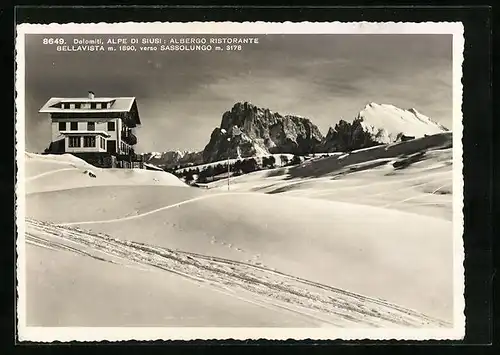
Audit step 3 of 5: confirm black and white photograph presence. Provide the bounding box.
[16,22,465,341]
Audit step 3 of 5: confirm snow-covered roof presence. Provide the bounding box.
[60,130,111,137]
[40,97,136,112]
[39,96,141,125]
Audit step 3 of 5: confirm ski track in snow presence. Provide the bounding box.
[58,169,452,228]
[306,175,452,199]
[26,168,78,181]
[282,169,451,197]
[58,192,273,226]
[380,182,452,208]
[25,218,451,329]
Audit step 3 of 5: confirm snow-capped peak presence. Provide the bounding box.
[356,102,448,142]
[365,102,379,109]
[149,152,163,159]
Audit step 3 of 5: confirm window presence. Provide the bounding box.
[61,103,66,109]
[87,122,95,131]
[58,122,66,131]
[70,103,75,109]
[91,103,96,109]
[100,137,106,149]
[75,103,81,109]
[107,121,115,131]
[70,122,78,130]
[68,136,81,147]
[96,103,102,109]
[83,136,96,147]
[81,103,91,109]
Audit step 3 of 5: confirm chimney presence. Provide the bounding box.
[88,91,95,99]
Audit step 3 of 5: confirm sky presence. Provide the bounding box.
[23,34,453,153]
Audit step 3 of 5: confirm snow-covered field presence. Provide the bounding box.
[21,133,455,328]
[208,133,453,221]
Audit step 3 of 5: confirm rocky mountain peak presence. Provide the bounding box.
[203,102,324,163]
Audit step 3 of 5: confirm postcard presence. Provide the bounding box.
[15,21,465,341]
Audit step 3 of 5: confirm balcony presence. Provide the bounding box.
[121,129,137,145]
[116,149,143,162]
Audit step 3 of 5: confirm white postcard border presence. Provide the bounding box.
[15,21,465,342]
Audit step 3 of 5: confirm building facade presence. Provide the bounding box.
[39,92,144,168]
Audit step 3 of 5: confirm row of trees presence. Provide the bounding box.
[172,154,306,185]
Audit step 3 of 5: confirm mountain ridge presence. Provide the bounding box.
[141,150,204,170]
[143,101,449,168]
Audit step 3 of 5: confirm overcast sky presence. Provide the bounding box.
[24,34,452,153]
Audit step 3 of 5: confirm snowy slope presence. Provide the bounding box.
[26,234,328,327]
[26,187,453,324]
[207,132,453,221]
[25,152,187,194]
[23,135,455,327]
[356,103,448,143]
[26,218,449,328]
